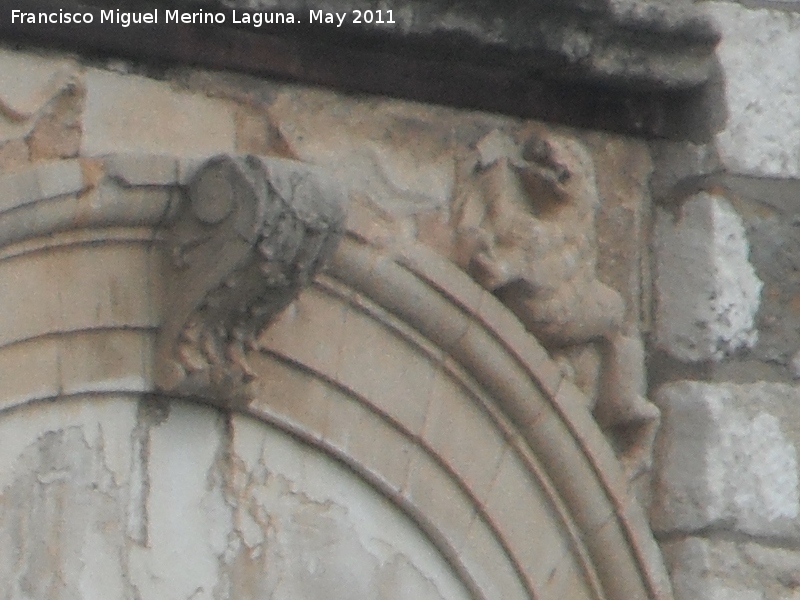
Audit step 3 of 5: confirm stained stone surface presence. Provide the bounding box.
[0,40,682,600]
[652,381,800,538]
[706,2,800,178]
[0,396,470,600]
[654,193,763,363]
[662,537,800,600]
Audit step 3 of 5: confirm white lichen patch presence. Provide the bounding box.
[655,193,763,362]
[707,404,800,527]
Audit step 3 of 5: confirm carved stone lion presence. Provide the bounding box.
[452,129,659,479]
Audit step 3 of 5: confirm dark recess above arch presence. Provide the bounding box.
[0,0,721,140]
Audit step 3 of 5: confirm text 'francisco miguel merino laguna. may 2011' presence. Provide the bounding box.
[9,7,398,27]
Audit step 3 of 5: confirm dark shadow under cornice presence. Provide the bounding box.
[0,0,722,140]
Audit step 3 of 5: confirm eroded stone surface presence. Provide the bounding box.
[268,90,460,216]
[0,396,470,600]
[652,381,800,537]
[156,155,347,399]
[0,46,670,599]
[662,537,800,600]
[706,2,800,178]
[583,132,652,332]
[655,193,763,362]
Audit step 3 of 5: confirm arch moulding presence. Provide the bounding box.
[0,152,669,600]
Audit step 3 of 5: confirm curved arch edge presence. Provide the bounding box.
[0,152,672,600]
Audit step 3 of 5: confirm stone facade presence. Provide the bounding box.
[0,43,670,600]
[650,2,800,599]
[0,0,797,598]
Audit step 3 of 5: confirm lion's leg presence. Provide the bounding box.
[596,333,661,480]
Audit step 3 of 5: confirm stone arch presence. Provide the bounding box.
[237,235,671,600]
[0,154,670,600]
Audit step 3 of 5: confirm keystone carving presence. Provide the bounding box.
[453,130,660,479]
[156,155,347,402]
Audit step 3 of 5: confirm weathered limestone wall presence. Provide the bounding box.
[0,43,667,600]
[0,397,470,599]
[3,4,796,598]
[650,2,800,598]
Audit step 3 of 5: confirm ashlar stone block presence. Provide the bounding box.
[0,159,84,214]
[652,381,800,539]
[655,193,763,362]
[706,2,800,178]
[662,538,765,600]
[82,69,236,157]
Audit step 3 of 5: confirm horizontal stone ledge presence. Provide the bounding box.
[0,0,721,140]
[183,0,720,90]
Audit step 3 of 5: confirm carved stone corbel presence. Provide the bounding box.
[155,155,347,403]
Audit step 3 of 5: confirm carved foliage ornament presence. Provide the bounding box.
[156,155,347,402]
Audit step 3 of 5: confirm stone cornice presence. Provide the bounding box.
[179,0,719,90]
[0,0,720,139]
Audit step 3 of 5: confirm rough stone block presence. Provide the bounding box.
[662,538,764,600]
[661,537,800,600]
[655,193,763,362]
[82,69,236,157]
[706,2,800,178]
[652,381,800,538]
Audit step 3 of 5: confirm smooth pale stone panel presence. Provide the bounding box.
[0,241,159,347]
[82,69,236,157]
